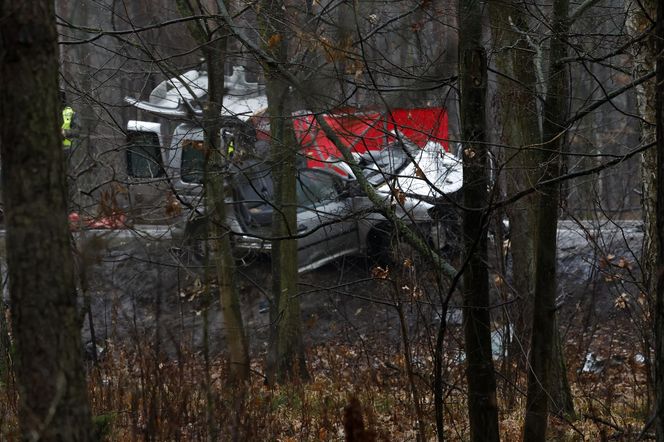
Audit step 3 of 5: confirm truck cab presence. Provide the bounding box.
[124,66,266,224]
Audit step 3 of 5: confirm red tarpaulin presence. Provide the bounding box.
[252,107,449,175]
[295,108,448,172]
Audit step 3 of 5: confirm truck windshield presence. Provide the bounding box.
[232,162,341,227]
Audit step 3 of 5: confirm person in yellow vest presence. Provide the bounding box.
[60,90,80,213]
[223,128,235,159]
[62,106,75,149]
[60,90,78,150]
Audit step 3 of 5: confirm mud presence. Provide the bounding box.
[71,220,644,358]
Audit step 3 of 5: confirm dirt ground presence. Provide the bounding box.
[0,220,645,439]
[77,219,645,371]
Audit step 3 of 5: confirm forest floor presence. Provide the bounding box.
[77,219,645,357]
[0,219,651,440]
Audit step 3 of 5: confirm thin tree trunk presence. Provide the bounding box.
[489,1,540,408]
[626,0,658,409]
[176,0,250,385]
[523,0,570,437]
[653,0,664,438]
[490,2,574,419]
[459,0,500,440]
[0,294,9,380]
[434,312,447,442]
[205,47,251,384]
[204,20,250,387]
[549,319,575,417]
[0,2,93,440]
[395,297,427,442]
[261,0,308,383]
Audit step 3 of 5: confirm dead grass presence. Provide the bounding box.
[0,331,652,441]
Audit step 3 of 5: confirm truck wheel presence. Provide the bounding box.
[178,219,208,271]
[431,219,461,261]
[388,229,423,269]
[368,224,422,270]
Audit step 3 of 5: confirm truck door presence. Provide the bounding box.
[294,169,360,271]
[126,120,174,224]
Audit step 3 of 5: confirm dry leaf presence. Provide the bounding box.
[165,193,182,217]
[268,33,282,49]
[392,189,406,205]
[371,266,389,279]
[494,274,504,287]
[617,257,630,269]
[614,293,629,309]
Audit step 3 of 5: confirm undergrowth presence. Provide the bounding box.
[0,334,651,441]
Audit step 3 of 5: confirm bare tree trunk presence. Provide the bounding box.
[626,0,658,409]
[523,0,570,437]
[549,319,575,418]
[490,1,574,419]
[261,0,309,383]
[0,2,93,440]
[0,295,9,380]
[489,0,540,407]
[205,46,251,385]
[177,0,250,385]
[395,296,427,442]
[653,0,664,438]
[459,1,500,440]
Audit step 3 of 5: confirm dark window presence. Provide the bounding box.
[126,131,164,178]
[181,140,206,183]
[297,170,339,207]
[233,162,274,226]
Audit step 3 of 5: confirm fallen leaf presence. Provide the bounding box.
[614,293,629,310]
[371,266,389,279]
[617,257,630,268]
[268,33,282,49]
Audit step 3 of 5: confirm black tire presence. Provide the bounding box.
[433,219,462,262]
[176,218,209,272]
[368,223,424,270]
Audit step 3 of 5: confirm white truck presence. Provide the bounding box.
[124,67,463,271]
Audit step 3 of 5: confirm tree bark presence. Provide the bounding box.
[261,0,309,383]
[490,1,575,419]
[176,0,250,385]
[459,1,500,440]
[0,2,93,440]
[489,1,540,405]
[205,43,251,385]
[626,0,658,409]
[653,0,664,438]
[523,0,570,437]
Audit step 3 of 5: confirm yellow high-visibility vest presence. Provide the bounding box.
[62,106,74,148]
